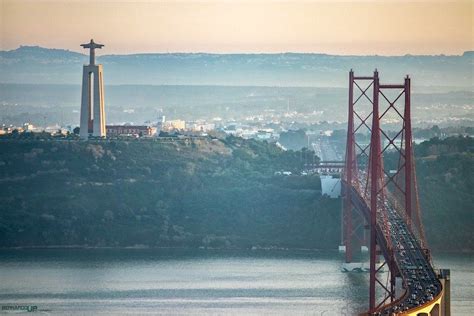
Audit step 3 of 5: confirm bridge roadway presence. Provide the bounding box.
[347,179,443,315]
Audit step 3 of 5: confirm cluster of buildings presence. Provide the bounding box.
[0,123,69,136]
[106,118,216,138]
[0,113,312,143]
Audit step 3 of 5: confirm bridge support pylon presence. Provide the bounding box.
[342,70,371,265]
[342,69,449,315]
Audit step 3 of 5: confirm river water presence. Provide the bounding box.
[0,249,471,315]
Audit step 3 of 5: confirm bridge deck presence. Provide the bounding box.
[347,182,442,315]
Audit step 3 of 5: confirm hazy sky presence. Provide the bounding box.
[1,0,473,55]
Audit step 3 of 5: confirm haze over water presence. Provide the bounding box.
[0,249,471,315]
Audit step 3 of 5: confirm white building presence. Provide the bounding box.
[163,119,186,131]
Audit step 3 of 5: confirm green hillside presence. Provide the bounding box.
[0,135,471,251]
[0,136,338,249]
[415,136,474,252]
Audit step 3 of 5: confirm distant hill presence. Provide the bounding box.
[1,46,472,87]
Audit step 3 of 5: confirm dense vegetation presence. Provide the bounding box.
[0,135,471,251]
[278,129,308,150]
[414,136,473,251]
[0,136,339,249]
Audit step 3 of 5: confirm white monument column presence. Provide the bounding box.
[79,39,106,139]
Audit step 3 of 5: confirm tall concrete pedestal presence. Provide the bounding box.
[79,39,106,139]
[80,64,106,139]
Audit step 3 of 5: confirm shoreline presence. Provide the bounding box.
[0,245,472,254]
[0,245,331,252]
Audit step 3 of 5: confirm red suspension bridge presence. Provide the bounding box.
[339,70,450,315]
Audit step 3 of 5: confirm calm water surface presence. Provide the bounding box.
[0,249,471,315]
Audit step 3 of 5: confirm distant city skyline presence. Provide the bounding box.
[1,0,473,56]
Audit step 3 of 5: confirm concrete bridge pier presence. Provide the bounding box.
[439,269,451,316]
